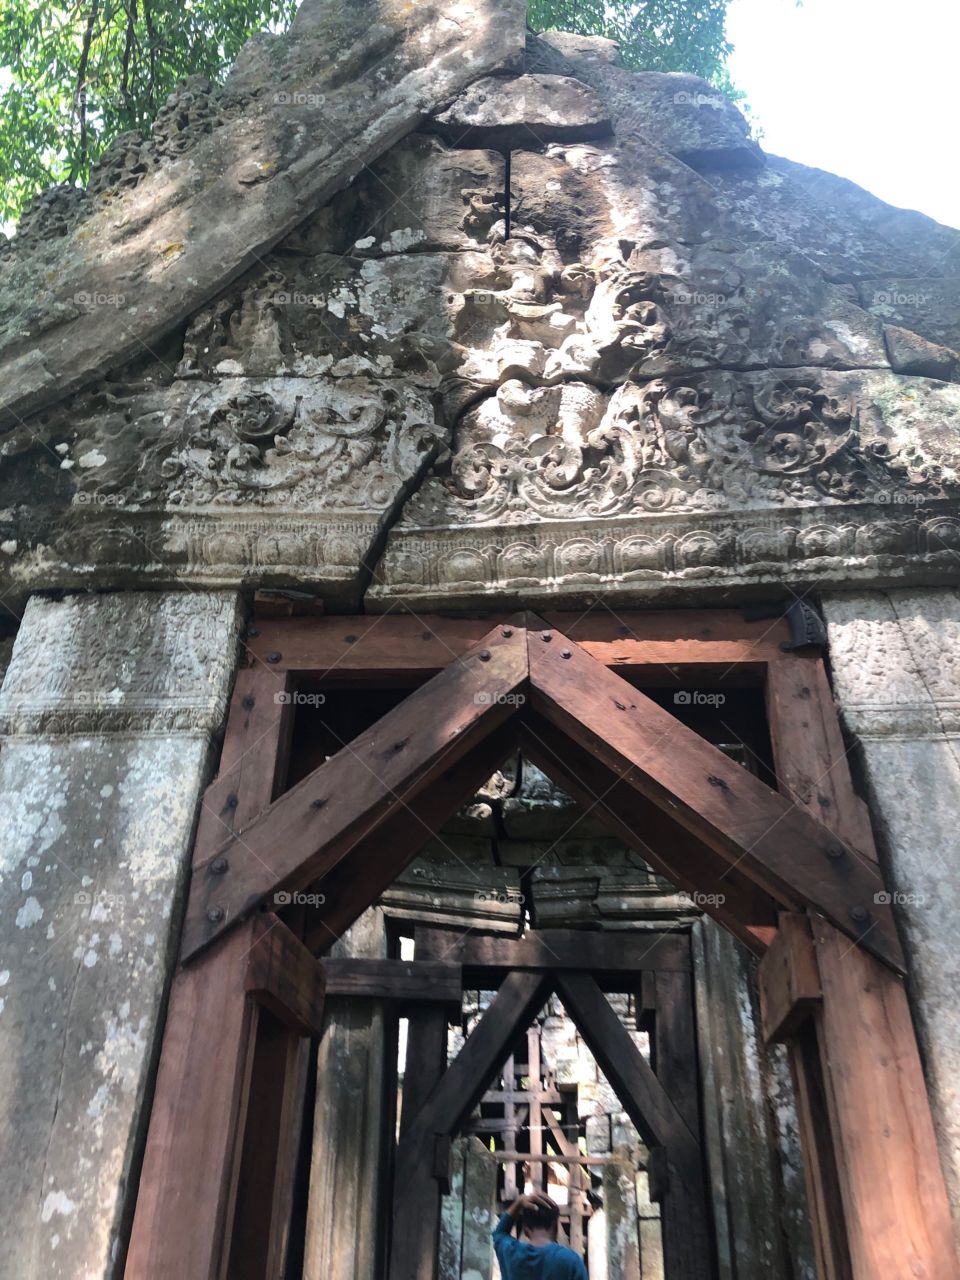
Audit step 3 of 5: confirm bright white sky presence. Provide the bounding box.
[726,0,959,229]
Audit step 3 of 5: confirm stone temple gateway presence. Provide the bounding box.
[0,2,959,1278]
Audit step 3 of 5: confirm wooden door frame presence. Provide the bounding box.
[124,608,959,1280]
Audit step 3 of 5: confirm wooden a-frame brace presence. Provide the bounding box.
[125,612,960,1280]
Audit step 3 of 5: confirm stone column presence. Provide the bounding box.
[822,587,960,1229]
[0,590,241,1279]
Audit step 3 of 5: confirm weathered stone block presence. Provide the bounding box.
[427,74,611,148]
[0,590,240,1280]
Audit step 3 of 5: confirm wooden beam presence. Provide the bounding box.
[789,1023,853,1280]
[322,958,462,1007]
[127,669,296,1279]
[526,625,903,973]
[519,719,779,955]
[757,912,821,1044]
[244,913,326,1037]
[300,724,516,954]
[811,919,960,1280]
[390,971,551,1280]
[765,654,877,864]
[244,609,787,677]
[413,926,692,973]
[554,974,700,1173]
[555,973,714,1280]
[181,623,528,960]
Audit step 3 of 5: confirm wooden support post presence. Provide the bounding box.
[766,653,960,1280]
[390,971,551,1280]
[126,668,301,1279]
[555,973,714,1280]
[811,919,960,1280]
[757,913,822,1045]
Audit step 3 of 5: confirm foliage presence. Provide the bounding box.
[0,0,296,224]
[529,0,733,81]
[0,0,734,227]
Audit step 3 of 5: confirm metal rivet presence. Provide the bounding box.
[541,631,553,642]
[826,841,845,859]
[206,906,224,924]
[211,857,229,875]
[560,648,572,659]
[849,905,869,924]
[266,651,282,664]
[248,626,260,638]
[311,797,327,810]
[344,634,357,644]
[502,626,514,637]
[225,793,239,810]
[242,695,255,710]
[479,649,491,662]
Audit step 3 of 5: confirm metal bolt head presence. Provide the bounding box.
[825,841,845,860]
[225,793,239,810]
[479,649,491,662]
[211,857,229,875]
[266,651,282,664]
[541,631,553,643]
[242,695,255,710]
[560,648,572,659]
[248,626,260,638]
[848,905,869,924]
[206,906,225,924]
[502,626,514,638]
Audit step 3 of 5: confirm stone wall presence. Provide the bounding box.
[0,591,240,1279]
[822,586,960,1236]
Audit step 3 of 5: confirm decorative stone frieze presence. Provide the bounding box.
[0,591,241,736]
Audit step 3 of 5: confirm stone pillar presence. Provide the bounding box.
[0,590,240,1279]
[822,587,960,1229]
[304,908,389,1280]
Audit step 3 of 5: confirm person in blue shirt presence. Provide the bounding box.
[492,1190,588,1278]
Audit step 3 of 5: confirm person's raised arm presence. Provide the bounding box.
[493,1195,526,1238]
